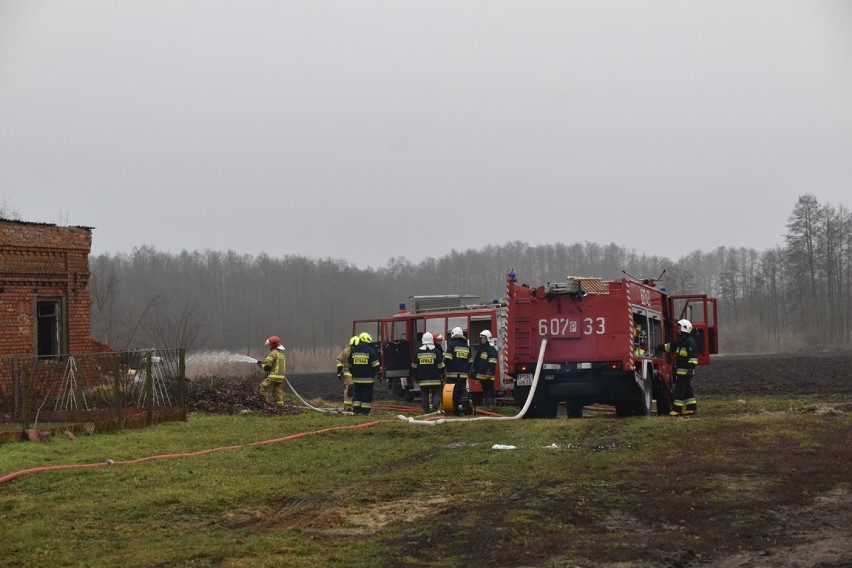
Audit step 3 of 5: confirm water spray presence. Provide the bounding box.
[185,351,259,366]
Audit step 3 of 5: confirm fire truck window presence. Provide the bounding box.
[649,319,663,350]
[425,317,445,340]
[469,318,491,339]
[447,316,467,337]
[389,322,406,341]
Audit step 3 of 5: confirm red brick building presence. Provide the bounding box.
[1,219,104,357]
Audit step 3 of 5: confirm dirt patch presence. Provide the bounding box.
[372,422,852,568]
[698,350,852,396]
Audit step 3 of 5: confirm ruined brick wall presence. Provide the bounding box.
[0,220,97,356]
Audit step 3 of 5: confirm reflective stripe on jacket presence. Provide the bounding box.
[471,343,498,381]
[336,346,353,378]
[348,343,381,383]
[664,335,698,378]
[411,347,445,387]
[443,338,471,379]
[262,349,286,381]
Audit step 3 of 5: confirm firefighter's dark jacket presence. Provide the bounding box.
[444,337,471,379]
[471,341,498,380]
[411,346,445,386]
[347,343,381,383]
[663,333,699,378]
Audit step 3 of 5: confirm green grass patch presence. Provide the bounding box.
[1,395,850,567]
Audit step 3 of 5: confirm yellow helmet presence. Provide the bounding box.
[359,332,373,344]
[349,336,360,346]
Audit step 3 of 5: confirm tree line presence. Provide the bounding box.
[87,194,850,355]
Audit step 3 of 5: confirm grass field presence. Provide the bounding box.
[1,395,850,567]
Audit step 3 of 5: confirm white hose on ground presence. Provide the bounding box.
[284,378,344,413]
[398,337,549,426]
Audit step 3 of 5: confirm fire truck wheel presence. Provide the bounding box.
[566,400,584,418]
[634,373,653,416]
[391,378,416,403]
[614,402,633,417]
[513,385,534,416]
[539,397,559,419]
[651,370,673,416]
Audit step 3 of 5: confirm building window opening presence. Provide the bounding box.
[36,299,64,359]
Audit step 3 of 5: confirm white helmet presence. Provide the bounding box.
[677,319,693,334]
[421,332,434,346]
[479,330,492,340]
[451,327,464,338]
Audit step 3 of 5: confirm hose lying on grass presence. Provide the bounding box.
[399,338,549,426]
[0,421,385,486]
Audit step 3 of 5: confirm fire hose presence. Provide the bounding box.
[398,337,549,426]
[284,377,346,413]
[0,421,386,486]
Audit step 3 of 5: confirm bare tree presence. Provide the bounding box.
[143,300,209,353]
[90,254,120,344]
[0,194,21,220]
[785,194,824,337]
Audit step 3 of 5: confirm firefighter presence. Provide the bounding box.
[431,332,444,359]
[444,327,470,382]
[657,319,699,416]
[335,336,360,413]
[444,327,473,414]
[256,335,286,406]
[347,331,381,415]
[470,329,498,406]
[411,332,445,414]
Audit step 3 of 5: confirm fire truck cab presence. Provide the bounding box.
[508,275,718,417]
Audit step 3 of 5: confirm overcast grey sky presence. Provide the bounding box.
[2,1,851,269]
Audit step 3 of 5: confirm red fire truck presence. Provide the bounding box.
[353,272,718,417]
[353,293,505,404]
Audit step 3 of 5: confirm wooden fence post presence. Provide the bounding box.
[12,358,20,421]
[145,351,154,426]
[21,364,30,432]
[179,348,186,419]
[113,355,122,423]
[75,357,84,422]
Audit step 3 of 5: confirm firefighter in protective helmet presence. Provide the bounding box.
[347,331,381,415]
[410,332,445,414]
[444,327,470,382]
[431,332,444,359]
[257,336,286,406]
[335,336,360,413]
[444,327,473,415]
[470,329,498,406]
[657,319,699,416]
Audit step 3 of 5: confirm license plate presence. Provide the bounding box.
[515,373,533,386]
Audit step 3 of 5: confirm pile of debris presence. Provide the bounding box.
[186,377,298,415]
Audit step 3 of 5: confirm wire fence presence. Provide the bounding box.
[0,349,186,441]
